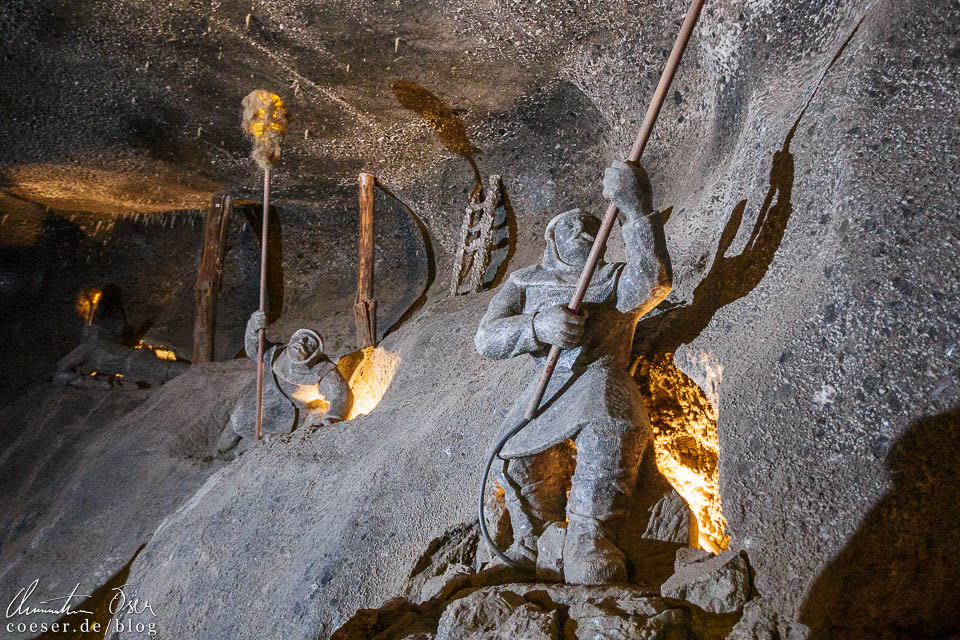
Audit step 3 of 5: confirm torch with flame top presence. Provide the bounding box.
[242,90,289,441]
[75,287,103,326]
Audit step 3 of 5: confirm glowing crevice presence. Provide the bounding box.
[337,346,400,420]
[634,352,730,551]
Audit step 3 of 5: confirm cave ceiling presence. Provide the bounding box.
[0,0,674,213]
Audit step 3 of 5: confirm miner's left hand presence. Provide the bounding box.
[602,160,652,216]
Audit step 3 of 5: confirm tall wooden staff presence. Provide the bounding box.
[241,90,289,441]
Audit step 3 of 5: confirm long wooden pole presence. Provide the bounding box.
[192,193,232,365]
[354,172,377,348]
[524,0,706,419]
[255,167,271,441]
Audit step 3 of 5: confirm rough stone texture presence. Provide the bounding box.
[0,0,958,638]
[335,582,738,640]
[402,523,485,604]
[109,302,529,638]
[661,549,751,614]
[419,563,474,605]
[728,597,810,640]
[0,361,250,639]
[436,590,560,640]
[622,447,693,588]
[674,547,712,572]
[536,522,567,583]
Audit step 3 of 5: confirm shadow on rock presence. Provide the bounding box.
[635,10,866,358]
[374,180,436,340]
[634,129,795,359]
[36,544,146,640]
[799,407,960,639]
[392,80,483,188]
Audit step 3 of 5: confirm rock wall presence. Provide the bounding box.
[0,362,252,639]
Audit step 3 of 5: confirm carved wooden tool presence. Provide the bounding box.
[354,172,377,348]
[524,0,706,419]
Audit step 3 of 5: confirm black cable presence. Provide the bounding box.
[477,417,531,568]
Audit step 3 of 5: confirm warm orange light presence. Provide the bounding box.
[241,90,289,169]
[152,348,177,362]
[291,384,331,413]
[341,346,399,419]
[134,340,178,362]
[243,92,287,140]
[75,287,102,325]
[636,352,729,551]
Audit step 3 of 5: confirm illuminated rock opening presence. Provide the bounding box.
[634,352,729,552]
[290,384,331,415]
[336,346,400,420]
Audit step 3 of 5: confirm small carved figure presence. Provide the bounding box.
[218,311,349,457]
[55,324,188,387]
[474,161,672,584]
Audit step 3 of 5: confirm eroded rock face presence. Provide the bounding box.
[334,582,737,640]
[661,549,752,614]
[436,590,560,640]
[728,597,810,640]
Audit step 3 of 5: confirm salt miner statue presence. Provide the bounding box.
[474,160,672,584]
[217,311,349,458]
[55,324,188,387]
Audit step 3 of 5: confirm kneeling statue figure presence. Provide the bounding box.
[218,311,349,457]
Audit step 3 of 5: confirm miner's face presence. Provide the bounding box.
[554,214,600,267]
[288,330,320,363]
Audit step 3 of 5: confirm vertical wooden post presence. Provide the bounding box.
[354,172,377,347]
[192,193,232,365]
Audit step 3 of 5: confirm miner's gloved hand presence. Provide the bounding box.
[247,310,267,335]
[533,305,588,349]
[602,160,653,218]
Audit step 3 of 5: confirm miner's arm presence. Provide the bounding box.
[316,367,349,423]
[243,310,273,362]
[604,161,673,314]
[474,278,542,359]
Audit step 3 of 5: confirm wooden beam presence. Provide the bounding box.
[192,193,232,364]
[354,173,377,347]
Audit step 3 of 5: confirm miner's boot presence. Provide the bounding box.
[562,458,638,584]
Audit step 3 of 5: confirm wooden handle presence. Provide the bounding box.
[524,0,705,419]
[255,167,271,441]
[355,172,377,347]
[357,173,375,302]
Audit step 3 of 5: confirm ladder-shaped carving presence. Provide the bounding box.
[450,175,503,296]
